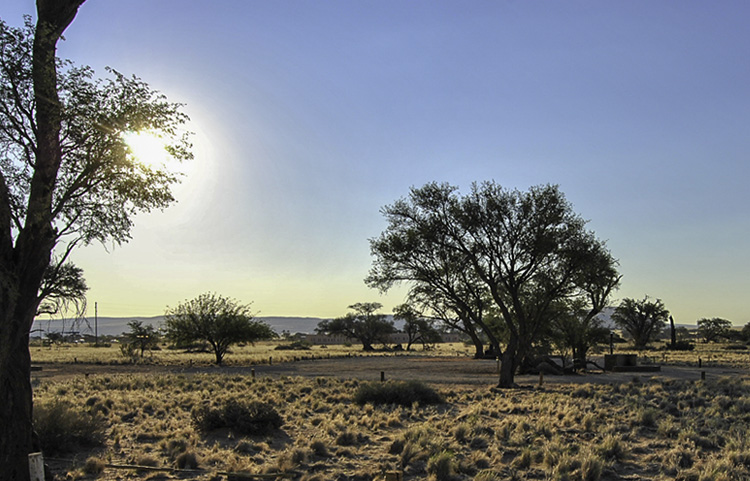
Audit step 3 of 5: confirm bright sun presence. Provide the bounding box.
[122,131,170,168]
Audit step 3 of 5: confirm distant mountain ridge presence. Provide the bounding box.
[32,315,331,337]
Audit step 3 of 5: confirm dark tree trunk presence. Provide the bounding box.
[497,336,518,388]
[0,3,84,480]
[573,345,588,370]
[465,328,484,359]
[498,347,516,388]
[0,311,35,481]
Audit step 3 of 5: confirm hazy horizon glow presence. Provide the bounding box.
[3,1,750,323]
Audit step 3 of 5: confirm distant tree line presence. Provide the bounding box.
[315,302,443,352]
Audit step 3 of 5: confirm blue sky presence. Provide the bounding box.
[4,1,750,323]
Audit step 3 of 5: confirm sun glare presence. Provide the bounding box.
[122,131,170,168]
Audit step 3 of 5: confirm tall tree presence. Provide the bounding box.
[165,293,276,365]
[611,296,669,349]
[369,182,618,387]
[0,6,191,478]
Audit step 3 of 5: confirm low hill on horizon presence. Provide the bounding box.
[31,315,331,338]
[31,310,700,339]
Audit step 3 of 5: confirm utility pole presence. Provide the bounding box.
[95,302,98,346]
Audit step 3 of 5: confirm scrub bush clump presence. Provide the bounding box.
[354,380,443,407]
[192,400,282,435]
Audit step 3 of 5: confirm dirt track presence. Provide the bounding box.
[31,355,750,386]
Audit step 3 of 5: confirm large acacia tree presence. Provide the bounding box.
[369,182,619,387]
[0,4,191,478]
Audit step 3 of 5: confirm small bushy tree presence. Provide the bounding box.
[612,296,669,349]
[165,293,275,365]
[697,317,732,343]
[392,303,442,350]
[740,323,750,343]
[122,320,160,358]
[549,300,611,369]
[316,302,395,351]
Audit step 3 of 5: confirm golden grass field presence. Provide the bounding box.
[30,340,750,480]
[29,341,474,366]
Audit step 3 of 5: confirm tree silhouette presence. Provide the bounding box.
[0,6,191,477]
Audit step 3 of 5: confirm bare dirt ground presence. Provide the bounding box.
[32,355,750,386]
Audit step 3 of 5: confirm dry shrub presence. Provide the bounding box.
[191,400,282,435]
[469,451,491,471]
[163,437,189,460]
[427,450,455,481]
[354,380,443,407]
[310,439,331,457]
[335,429,359,446]
[454,423,470,443]
[135,455,159,472]
[667,444,696,471]
[577,451,604,481]
[570,386,595,399]
[33,400,107,454]
[512,447,533,470]
[637,407,660,428]
[82,457,106,475]
[596,434,626,461]
[175,451,199,469]
[474,470,501,481]
[277,448,308,471]
[401,441,426,469]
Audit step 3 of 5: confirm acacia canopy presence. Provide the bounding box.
[368,181,619,387]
